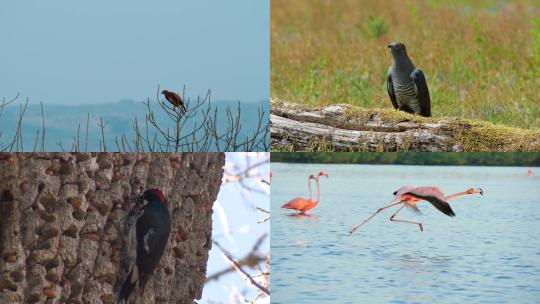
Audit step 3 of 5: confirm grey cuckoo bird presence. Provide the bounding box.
[386,41,431,117]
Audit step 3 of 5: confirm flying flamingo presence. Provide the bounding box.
[350,186,483,234]
[282,171,328,213]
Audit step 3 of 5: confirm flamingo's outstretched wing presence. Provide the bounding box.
[393,186,416,196]
[404,187,455,217]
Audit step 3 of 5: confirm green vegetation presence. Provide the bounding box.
[271,0,540,129]
[365,16,389,38]
[271,152,540,166]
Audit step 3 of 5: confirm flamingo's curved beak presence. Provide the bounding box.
[478,188,484,196]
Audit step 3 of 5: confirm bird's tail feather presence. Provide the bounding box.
[118,271,136,304]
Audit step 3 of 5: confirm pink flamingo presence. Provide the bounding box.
[350,186,483,234]
[281,174,316,211]
[282,171,328,213]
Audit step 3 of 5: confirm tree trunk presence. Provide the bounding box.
[271,102,540,152]
[0,152,225,304]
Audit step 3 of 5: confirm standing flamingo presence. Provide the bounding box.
[282,171,329,213]
[281,174,316,212]
[350,186,483,234]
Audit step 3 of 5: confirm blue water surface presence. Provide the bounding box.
[271,163,540,304]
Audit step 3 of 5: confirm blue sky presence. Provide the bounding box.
[0,0,269,104]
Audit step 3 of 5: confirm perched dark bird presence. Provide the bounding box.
[161,90,186,113]
[386,41,431,117]
[118,189,171,304]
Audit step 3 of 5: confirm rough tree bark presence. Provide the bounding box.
[271,102,540,152]
[0,152,225,304]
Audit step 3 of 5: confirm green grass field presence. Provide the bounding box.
[271,0,540,129]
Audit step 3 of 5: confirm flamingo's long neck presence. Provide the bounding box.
[445,191,471,201]
[307,177,313,201]
[315,176,321,203]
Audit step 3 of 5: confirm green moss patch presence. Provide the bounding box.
[446,119,540,152]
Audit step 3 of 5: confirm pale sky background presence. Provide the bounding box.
[0,0,269,104]
[204,152,270,303]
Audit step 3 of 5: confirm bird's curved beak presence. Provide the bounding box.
[478,188,484,196]
[387,44,392,48]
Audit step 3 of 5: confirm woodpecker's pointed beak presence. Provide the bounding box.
[132,195,144,205]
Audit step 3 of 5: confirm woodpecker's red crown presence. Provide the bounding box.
[143,189,168,208]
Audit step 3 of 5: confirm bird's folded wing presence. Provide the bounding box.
[410,68,431,117]
[387,72,398,109]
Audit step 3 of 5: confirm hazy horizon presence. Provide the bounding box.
[2,95,268,106]
[0,99,268,151]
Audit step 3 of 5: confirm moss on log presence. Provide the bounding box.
[271,101,540,152]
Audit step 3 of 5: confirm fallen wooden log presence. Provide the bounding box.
[270,101,540,152]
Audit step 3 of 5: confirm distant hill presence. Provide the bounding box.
[0,99,269,151]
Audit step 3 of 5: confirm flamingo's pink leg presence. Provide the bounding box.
[350,200,404,234]
[389,204,424,231]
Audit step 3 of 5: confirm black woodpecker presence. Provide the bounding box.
[118,189,171,303]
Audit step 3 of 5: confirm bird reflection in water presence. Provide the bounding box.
[286,212,320,220]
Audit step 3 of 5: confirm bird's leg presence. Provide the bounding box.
[350,200,404,234]
[389,204,424,231]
